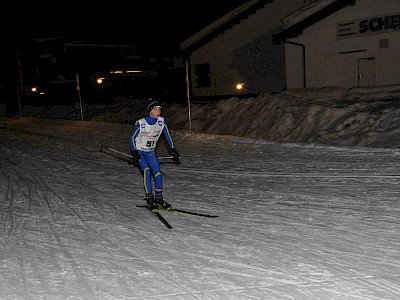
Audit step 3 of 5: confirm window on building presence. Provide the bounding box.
[195,63,211,88]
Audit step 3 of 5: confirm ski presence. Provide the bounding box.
[137,205,218,218]
[162,207,218,218]
[140,205,173,229]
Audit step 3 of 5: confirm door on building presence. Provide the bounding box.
[358,57,375,86]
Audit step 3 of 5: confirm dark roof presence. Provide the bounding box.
[180,0,357,55]
[180,0,272,56]
[272,0,356,44]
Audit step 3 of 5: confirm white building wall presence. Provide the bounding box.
[286,0,400,89]
[189,0,307,97]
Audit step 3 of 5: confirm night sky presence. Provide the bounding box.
[1,1,251,100]
[0,1,250,88]
[11,1,250,55]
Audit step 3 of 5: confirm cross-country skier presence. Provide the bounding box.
[129,100,180,210]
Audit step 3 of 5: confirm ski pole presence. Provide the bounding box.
[100,144,180,160]
[103,146,131,158]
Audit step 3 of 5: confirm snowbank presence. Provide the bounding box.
[163,85,400,148]
[7,85,400,148]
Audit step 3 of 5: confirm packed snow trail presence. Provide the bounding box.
[0,117,400,299]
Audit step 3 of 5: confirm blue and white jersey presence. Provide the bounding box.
[130,116,175,151]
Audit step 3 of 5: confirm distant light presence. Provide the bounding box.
[92,76,110,88]
[236,83,245,90]
[28,86,45,96]
[109,70,143,74]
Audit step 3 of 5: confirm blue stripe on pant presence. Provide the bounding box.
[138,150,162,197]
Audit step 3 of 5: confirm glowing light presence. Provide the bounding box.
[236,83,245,90]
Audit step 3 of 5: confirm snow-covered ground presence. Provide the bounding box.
[1,115,399,300]
[15,85,400,149]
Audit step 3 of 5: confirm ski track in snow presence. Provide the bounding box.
[0,118,400,299]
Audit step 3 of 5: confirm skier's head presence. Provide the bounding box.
[147,100,162,118]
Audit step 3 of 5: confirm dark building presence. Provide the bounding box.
[16,37,182,107]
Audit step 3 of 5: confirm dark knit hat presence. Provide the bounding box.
[147,100,162,113]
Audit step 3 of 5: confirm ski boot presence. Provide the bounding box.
[144,194,157,209]
[154,195,171,210]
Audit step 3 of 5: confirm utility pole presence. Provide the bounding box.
[76,73,84,120]
[185,59,192,132]
[16,51,23,117]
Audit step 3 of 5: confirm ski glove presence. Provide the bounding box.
[131,150,140,167]
[170,148,181,165]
